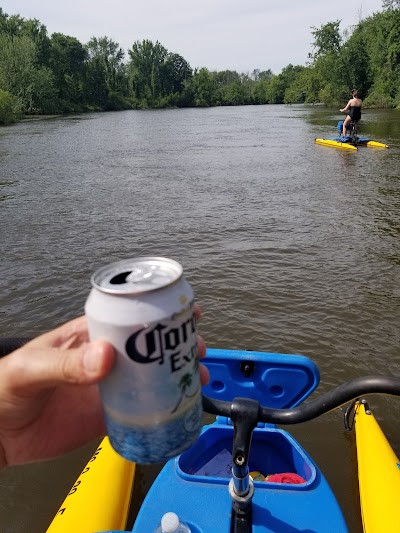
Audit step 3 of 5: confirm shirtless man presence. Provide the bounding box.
[340,89,362,137]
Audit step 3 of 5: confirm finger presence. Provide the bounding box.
[56,316,90,349]
[28,316,90,350]
[197,335,206,360]
[200,364,210,386]
[194,304,201,321]
[4,340,115,394]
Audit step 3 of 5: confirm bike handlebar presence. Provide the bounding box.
[202,375,400,425]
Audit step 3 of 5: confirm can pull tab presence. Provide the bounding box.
[126,268,153,283]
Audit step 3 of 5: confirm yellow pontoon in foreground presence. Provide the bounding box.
[352,400,400,533]
[46,437,135,533]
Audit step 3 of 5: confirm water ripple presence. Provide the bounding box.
[0,105,399,533]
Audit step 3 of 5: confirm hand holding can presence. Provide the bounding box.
[85,257,203,464]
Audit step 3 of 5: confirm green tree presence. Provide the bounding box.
[0,8,6,31]
[128,39,168,105]
[308,21,345,103]
[284,67,322,103]
[49,33,87,110]
[213,70,241,86]
[265,76,286,103]
[0,33,57,114]
[351,9,400,106]
[222,81,249,105]
[86,36,125,93]
[189,68,216,107]
[309,21,342,61]
[212,70,240,104]
[17,18,51,67]
[128,40,193,107]
[339,26,372,99]
[83,56,109,109]
[258,69,274,82]
[251,80,268,104]
[162,53,192,95]
[211,70,257,105]
[84,36,131,110]
[279,64,306,87]
[0,88,21,125]
[0,10,51,66]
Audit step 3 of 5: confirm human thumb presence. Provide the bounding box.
[82,340,116,378]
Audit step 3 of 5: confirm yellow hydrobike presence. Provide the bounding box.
[315,120,389,150]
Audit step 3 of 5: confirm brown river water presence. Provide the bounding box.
[0,105,399,532]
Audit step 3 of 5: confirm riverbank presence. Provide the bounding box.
[22,114,65,121]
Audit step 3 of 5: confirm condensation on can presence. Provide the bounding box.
[85,257,202,464]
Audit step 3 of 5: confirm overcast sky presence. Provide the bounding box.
[2,0,384,74]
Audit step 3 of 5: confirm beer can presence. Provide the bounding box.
[85,257,202,464]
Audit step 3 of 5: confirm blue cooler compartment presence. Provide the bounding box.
[131,349,348,533]
[178,424,315,485]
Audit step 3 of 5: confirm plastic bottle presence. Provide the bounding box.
[154,512,192,533]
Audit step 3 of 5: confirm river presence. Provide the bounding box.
[0,105,399,532]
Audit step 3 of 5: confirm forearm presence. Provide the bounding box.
[340,100,351,112]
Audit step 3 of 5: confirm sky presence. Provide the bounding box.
[1,0,384,74]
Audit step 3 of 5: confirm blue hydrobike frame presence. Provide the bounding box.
[102,348,400,533]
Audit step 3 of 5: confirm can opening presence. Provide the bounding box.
[109,271,131,285]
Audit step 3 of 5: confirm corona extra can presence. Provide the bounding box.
[85,257,202,463]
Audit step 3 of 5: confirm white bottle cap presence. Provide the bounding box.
[161,512,180,533]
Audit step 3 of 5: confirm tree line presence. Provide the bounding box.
[0,2,399,125]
